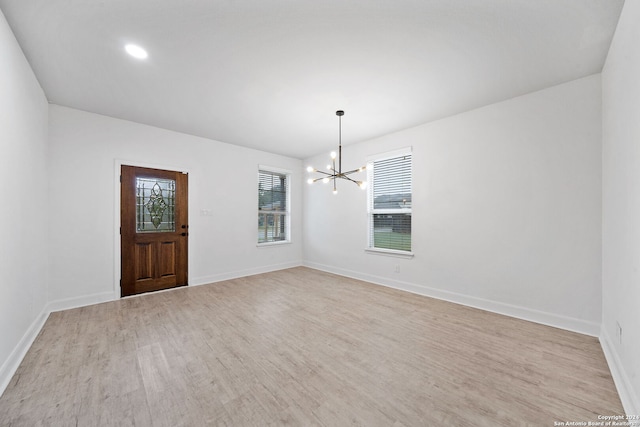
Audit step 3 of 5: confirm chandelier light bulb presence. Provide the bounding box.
[306,166,314,173]
[333,189,338,195]
[330,151,337,159]
[307,178,313,184]
[358,181,367,190]
[327,165,332,170]
[322,177,329,183]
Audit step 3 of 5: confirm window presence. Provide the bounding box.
[367,149,412,254]
[258,167,290,244]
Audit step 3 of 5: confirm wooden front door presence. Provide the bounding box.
[121,166,188,297]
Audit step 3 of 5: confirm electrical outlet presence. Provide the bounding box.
[394,264,400,273]
[616,321,623,345]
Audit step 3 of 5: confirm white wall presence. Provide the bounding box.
[48,105,302,304]
[601,0,640,415]
[0,10,49,391]
[304,75,602,335]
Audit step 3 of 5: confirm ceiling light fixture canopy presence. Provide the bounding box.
[306,110,367,194]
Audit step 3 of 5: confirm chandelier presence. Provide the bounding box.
[306,110,367,194]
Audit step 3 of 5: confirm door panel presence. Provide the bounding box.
[159,242,176,277]
[121,166,188,297]
[135,243,153,280]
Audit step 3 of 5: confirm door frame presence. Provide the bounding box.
[114,159,191,298]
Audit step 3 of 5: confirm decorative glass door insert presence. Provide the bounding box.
[136,177,176,233]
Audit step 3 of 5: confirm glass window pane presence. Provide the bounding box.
[373,213,412,251]
[258,213,287,243]
[136,177,176,233]
[258,171,287,212]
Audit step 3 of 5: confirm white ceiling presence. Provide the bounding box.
[0,0,624,159]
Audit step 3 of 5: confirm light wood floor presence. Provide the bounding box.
[0,267,623,426]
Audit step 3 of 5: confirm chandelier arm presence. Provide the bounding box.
[337,175,360,184]
[313,170,334,176]
[340,167,366,176]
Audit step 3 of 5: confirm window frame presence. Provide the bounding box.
[257,165,292,246]
[365,148,414,258]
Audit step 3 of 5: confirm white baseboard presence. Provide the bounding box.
[600,326,640,416]
[0,308,49,396]
[46,291,117,313]
[191,260,303,287]
[303,261,601,337]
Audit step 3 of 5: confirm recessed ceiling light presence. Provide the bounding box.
[125,44,148,59]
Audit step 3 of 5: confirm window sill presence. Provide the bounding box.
[365,248,414,259]
[257,240,291,248]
